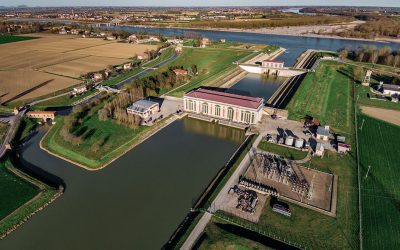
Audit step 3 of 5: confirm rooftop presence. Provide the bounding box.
[383,84,400,92]
[263,60,284,64]
[127,100,159,113]
[185,88,263,110]
[317,126,330,136]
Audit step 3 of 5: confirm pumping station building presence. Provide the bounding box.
[183,88,264,126]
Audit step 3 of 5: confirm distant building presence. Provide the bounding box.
[93,73,103,81]
[137,53,150,60]
[316,126,330,141]
[127,100,160,119]
[72,85,87,95]
[382,84,400,96]
[315,143,324,157]
[362,70,372,86]
[220,38,226,43]
[183,88,264,125]
[173,69,188,76]
[167,39,183,45]
[26,111,56,121]
[338,143,351,154]
[262,60,284,68]
[128,34,138,43]
[106,36,116,41]
[149,36,160,42]
[200,37,210,48]
[123,63,132,70]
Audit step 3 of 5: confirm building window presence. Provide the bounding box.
[227,107,234,120]
[188,100,194,111]
[251,113,255,123]
[215,105,221,117]
[202,103,208,114]
[244,111,251,123]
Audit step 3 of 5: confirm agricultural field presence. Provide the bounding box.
[164,47,252,97]
[0,35,35,44]
[357,114,400,250]
[0,159,39,221]
[286,61,353,135]
[0,33,158,105]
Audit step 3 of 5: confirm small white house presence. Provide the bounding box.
[315,143,324,157]
[72,85,87,95]
[93,73,103,81]
[382,84,400,96]
[123,63,132,70]
[127,100,160,119]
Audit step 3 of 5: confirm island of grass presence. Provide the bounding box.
[357,114,400,250]
[0,157,60,238]
[258,140,308,160]
[286,60,353,135]
[0,35,36,44]
[158,46,257,97]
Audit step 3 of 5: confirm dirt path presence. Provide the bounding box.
[360,106,400,126]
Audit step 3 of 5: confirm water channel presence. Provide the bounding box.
[2,23,400,249]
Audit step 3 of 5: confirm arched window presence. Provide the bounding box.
[227,107,234,120]
[215,105,221,117]
[202,103,208,114]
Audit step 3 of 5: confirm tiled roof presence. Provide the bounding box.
[26,111,56,115]
[185,88,263,110]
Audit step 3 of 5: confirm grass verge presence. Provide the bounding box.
[258,141,308,160]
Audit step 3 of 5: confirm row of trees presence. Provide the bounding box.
[98,86,144,128]
[336,18,400,39]
[125,65,197,96]
[339,46,400,68]
[173,16,352,29]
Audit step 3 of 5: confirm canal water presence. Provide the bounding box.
[229,74,286,100]
[0,118,244,250]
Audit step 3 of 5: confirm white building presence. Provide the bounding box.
[72,85,87,95]
[382,84,400,96]
[127,100,160,119]
[262,60,284,68]
[183,88,264,125]
[315,143,324,157]
[316,125,330,141]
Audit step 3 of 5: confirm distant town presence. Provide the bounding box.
[0,4,399,250]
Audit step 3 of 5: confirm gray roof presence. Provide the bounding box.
[317,126,329,137]
[383,84,400,92]
[127,100,158,113]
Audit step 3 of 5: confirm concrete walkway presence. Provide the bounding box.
[181,134,262,250]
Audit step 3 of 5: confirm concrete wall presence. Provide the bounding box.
[239,65,306,77]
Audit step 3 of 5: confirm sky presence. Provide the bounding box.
[1,0,399,7]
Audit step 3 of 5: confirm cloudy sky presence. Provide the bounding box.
[2,0,399,7]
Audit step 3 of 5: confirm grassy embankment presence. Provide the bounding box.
[162,47,253,97]
[258,141,308,161]
[0,157,59,237]
[357,114,400,249]
[199,60,359,249]
[0,35,35,44]
[0,123,8,143]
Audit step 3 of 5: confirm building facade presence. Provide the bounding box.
[262,60,284,68]
[183,88,264,125]
[127,100,159,119]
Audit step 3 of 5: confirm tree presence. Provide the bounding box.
[339,49,348,60]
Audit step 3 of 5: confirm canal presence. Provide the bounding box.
[0,118,244,250]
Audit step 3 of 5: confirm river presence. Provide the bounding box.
[3,23,400,249]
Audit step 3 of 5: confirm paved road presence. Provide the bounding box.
[0,109,26,159]
[181,135,261,250]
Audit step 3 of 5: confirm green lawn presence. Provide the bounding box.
[0,35,35,44]
[0,159,38,220]
[164,47,252,97]
[286,61,353,135]
[357,114,400,249]
[258,141,308,160]
[197,217,273,250]
[144,47,175,68]
[0,123,8,143]
[33,90,96,108]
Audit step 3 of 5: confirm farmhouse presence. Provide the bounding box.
[26,111,56,121]
[127,100,160,119]
[315,143,324,157]
[167,39,183,45]
[316,125,330,141]
[262,60,284,68]
[93,73,103,81]
[123,63,132,70]
[201,37,210,48]
[382,84,400,96]
[338,143,351,154]
[72,85,87,95]
[173,69,188,76]
[183,88,264,125]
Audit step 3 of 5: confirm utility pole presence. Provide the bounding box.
[360,119,365,131]
[364,165,372,180]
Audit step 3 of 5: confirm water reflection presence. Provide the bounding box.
[182,117,245,144]
[230,74,286,100]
